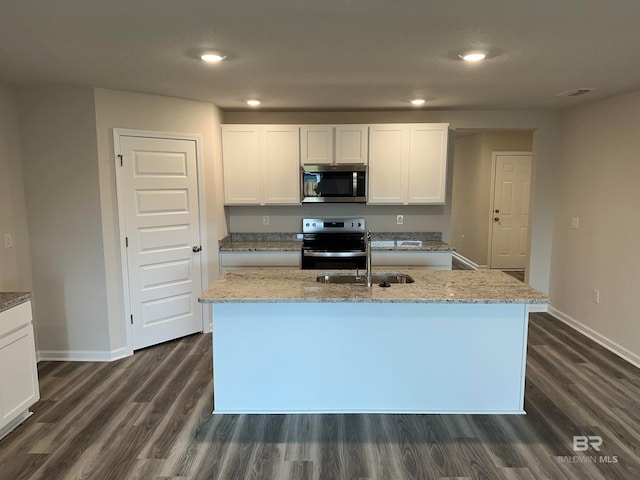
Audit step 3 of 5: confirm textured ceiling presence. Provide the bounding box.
[1,0,640,111]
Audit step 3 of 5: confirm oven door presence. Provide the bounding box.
[301,249,367,269]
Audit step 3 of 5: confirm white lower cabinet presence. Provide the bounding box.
[372,251,452,270]
[220,252,301,273]
[0,300,40,439]
[220,251,451,273]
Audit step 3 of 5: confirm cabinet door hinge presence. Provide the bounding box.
[118,154,123,166]
[130,314,134,325]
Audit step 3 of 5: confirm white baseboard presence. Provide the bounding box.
[547,306,640,370]
[528,304,548,313]
[37,346,131,363]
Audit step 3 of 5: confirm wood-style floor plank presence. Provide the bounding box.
[1,313,640,479]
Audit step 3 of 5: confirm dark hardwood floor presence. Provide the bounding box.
[1,313,639,479]
[502,270,525,282]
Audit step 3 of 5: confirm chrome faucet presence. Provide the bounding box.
[365,230,372,287]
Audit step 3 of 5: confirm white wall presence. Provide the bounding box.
[451,133,485,263]
[18,86,110,354]
[451,131,533,266]
[14,87,224,359]
[550,89,640,365]
[93,88,225,353]
[0,84,32,292]
[223,110,560,293]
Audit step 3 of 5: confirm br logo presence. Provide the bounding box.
[573,435,603,452]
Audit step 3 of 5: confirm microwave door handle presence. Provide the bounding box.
[303,251,367,258]
[353,171,358,195]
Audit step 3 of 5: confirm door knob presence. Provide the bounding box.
[494,217,500,222]
[495,209,500,213]
[192,245,202,252]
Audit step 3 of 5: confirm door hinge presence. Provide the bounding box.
[130,314,133,325]
[125,237,128,247]
[118,154,123,166]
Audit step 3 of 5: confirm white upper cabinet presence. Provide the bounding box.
[222,125,300,205]
[221,126,262,204]
[407,124,449,204]
[335,125,368,164]
[300,125,368,165]
[260,126,300,204]
[368,124,409,204]
[368,123,449,205]
[300,126,333,165]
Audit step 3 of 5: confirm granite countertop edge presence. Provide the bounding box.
[201,298,549,305]
[199,269,549,305]
[0,292,33,313]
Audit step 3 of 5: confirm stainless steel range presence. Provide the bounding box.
[301,218,366,270]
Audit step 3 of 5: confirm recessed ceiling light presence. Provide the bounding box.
[246,99,261,106]
[410,98,426,106]
[200,53,227,63]
[459,51,487,62]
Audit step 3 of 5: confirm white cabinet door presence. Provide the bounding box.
[300,126,333,165]
[407,124,449,204]
[219,251,301,273]
[261,126,301,204]
[118,136,203,350]
[0,301,39,434]
[223,125,300,205]
[300,125,368,165]
[222,126,261,204]
[369,123,448,205]
[335,125,368,164]
[368,124,409,204]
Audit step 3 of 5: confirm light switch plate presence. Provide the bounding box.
[571,217,579,229]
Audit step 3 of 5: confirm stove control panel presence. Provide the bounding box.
[302,218,365,234]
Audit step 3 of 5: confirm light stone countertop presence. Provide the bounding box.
[199,268,549,304]
[0,292,32,313]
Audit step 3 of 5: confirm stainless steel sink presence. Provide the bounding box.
[316,273,415,285]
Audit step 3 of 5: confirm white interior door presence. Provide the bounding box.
[490,152,532,269]
[118,135,203,350]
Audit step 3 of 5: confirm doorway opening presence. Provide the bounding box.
[451,130,534,282]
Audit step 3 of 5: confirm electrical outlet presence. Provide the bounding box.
[592,289,600,304]
[396,215,404,225]
[4,233,12,248]
[571,217,580,229]
[262,216,270,225]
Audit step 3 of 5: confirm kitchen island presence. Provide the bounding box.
[199,269,549,414]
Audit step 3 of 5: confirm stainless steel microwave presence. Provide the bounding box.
[301,164,367,203]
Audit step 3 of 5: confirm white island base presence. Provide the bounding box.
[212,302,529,414]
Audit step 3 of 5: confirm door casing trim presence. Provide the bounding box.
[113,128,209,356]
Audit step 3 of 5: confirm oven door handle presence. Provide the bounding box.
[303,251,367,258]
